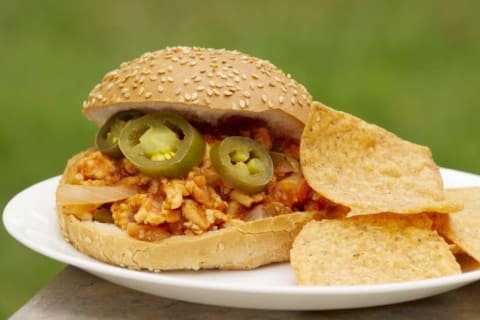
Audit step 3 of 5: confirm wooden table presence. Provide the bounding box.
[10,266,480,319]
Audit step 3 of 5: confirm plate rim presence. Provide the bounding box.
[3,168,480,297]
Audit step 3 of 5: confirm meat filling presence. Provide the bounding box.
[62,118,325,241]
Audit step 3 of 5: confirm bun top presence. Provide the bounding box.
[82,47,312,139]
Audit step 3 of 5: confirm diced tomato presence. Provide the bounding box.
[266,174,311,208]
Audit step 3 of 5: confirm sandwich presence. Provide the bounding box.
[56,46,320,271]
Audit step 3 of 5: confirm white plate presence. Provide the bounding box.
[3,168,480,310]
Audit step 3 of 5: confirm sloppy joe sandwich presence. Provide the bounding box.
[56,46,318,271]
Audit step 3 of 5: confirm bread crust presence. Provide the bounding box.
[81,47,312,139]
[57,206,314,271]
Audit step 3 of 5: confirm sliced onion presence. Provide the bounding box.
[245,204,273,221]
[56,184,138,205]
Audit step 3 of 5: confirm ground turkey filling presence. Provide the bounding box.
[62,118,327,241]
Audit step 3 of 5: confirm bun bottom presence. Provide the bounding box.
[57,208,314,271]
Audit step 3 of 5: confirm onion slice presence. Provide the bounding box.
[56,184,138,205]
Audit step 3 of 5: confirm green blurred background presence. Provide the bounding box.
[1,0,479,317]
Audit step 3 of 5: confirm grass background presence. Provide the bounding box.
[1,0,479,317]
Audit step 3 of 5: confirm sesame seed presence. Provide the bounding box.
[223,90,233,96]
[184,78,190,85]
[160,76,167,83]
[145,92,152,99]
[191,92,198,100]
[249,83,256,90]
[184,93,191,101]
[241,74,247,80]
[172,57,179,62]
[150,75,158,81]
[257,83,264,89]
[180,59,188,65]
[279,96,284,104]
[215,83,224,89]
[167,77,174,83]
[189,60,197,66]
[252,73,259,80]
[193,75,202,82]
[239,100,246,108]
[196,85,205,91]
[138,87,145,96]
[206,88,213,96]
[281,86,287,93]
[175,88,181,96]
[167,65,173,72]
[291,96,297,104]
[293,89,298,96]
[207,72,214,78]
[208,80,215,87]
[157,85,164,93]
[269,82,276,87]
[226,81,234,87]
[242,91,251,98]
[213,89,220,96]
[234,76,240,83]
[261,94,268,103]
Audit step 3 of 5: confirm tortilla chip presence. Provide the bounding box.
[290,214,461,285]
[300,102,459,217]
[437,187,480,263]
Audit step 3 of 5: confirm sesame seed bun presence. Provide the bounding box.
[58,47,316,271]
[82,46,312,139]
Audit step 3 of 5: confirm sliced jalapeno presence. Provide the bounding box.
[95,110,144,158]
[118,112,205,178]
[210,136,273,194]
[94,207,114,223]
[270,151,300,173]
